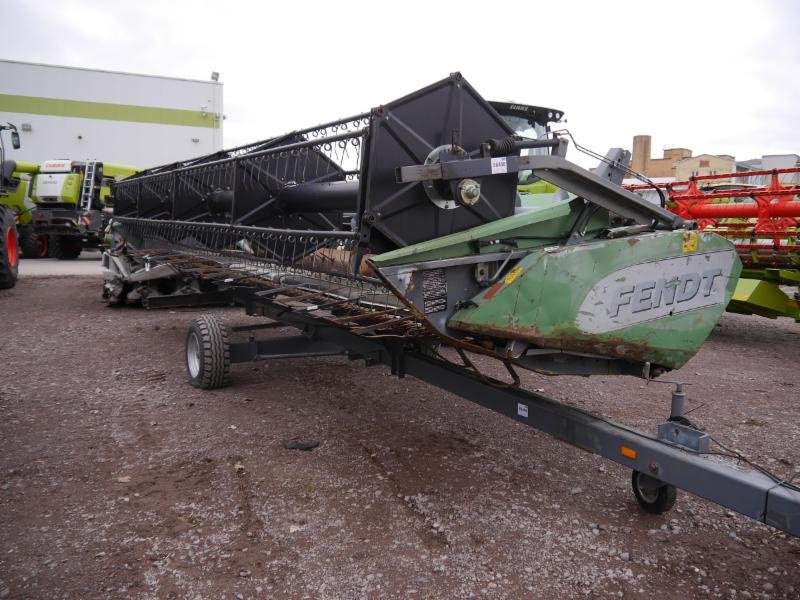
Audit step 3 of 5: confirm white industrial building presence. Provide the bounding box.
[0,60,223,168]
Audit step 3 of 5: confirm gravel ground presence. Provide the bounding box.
[1,276,799,599]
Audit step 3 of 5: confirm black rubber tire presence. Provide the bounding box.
[0,206,19,289]
[186,315,231,389]
[49,235,82,260]
[20,228,48,258]
[631,470,678,515]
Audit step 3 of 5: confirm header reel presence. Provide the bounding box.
[109,73,738,379]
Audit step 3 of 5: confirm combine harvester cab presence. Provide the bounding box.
[103,74,800,535]
[30,159,138,259]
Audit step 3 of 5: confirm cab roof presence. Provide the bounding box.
[489,101,564,126]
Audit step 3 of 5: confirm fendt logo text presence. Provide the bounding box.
[608,268,723,318]
[575,250,736,334]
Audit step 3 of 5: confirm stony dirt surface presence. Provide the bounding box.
[1,276,799,599]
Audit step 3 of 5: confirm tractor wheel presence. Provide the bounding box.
[49,235,82,260]
[0,206,19,289]
[631,470,677,515]
[20,229,48,258]
[186,314,231,389]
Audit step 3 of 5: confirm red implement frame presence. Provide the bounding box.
[626,168,800,261]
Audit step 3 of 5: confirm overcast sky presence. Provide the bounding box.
[2,0,798,168]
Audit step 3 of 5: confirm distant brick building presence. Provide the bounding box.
[630,135,748,181]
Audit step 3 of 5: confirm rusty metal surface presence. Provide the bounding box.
[125,246,425,341]
[117,242,521,385]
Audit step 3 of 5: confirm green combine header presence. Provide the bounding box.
[100,74,800,537]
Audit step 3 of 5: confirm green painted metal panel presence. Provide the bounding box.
[517,180,558,195]
[0,178,32,225]
[448,231,741,370]
[10,161,39,174]
[728,278,800,321]
[31,172,80,204]
[101,164,139,179]
[371,198,603,267]
[740,267,800,286]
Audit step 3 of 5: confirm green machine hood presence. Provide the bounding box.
[448,230,740,370]
[371,205,741,375]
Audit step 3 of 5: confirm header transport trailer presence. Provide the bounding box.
[103,73,800,536]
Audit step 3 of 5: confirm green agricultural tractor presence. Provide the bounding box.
[0,122,22,289]
[1,160,46,258]
[29,160,138,259]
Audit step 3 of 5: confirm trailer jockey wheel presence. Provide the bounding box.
[631,470,677,515]
[186,314,231,389]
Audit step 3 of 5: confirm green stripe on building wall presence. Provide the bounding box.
[0,93,220,129]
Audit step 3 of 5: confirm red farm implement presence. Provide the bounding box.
[627,168,800,320]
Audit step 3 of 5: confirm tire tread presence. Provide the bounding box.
[187,314,231,389]
[50,235,82,260]
[631,470,678,515]
[0,206,18,289]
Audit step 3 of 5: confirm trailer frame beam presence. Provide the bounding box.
[232,288,800,537]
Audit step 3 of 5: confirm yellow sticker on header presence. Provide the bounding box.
[682,231,698,253]
[504,266,523,285]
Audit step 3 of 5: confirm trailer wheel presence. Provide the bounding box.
[631,470,677,515]
[0,206,19,289]
[186,315,231,389]
[20,229,48,258]
[49,235,82,260]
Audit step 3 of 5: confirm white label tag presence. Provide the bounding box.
[491,157,508,174]
[517,403,528,418]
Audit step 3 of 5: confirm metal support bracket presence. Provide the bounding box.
[142,289,234,309]
[229,335,346,363]
[657,421,710,453]
[397,154,683,228]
